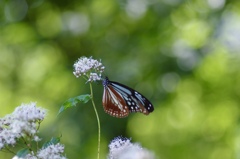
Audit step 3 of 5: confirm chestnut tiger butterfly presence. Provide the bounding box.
[102,77,154,118]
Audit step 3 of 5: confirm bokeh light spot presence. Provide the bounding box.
[125,0,148,19]
[4,0,28,22]
[161,72,180,93]
[36,8,62,38]
[62,12,90,36]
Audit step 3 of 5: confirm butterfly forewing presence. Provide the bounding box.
[102,77,154,118]
[110,81,154,114]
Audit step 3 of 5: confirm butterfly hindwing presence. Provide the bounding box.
[102,81,129,118]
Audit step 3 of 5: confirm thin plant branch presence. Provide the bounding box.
[90,83,101,159]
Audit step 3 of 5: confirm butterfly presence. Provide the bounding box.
[102,77,154,118]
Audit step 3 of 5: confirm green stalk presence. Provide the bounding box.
[89,83,101,159]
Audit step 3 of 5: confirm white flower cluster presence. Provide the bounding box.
[37,143,66,159]
[0,102,46,150]
[73,56,105,82]
[12,143,67,159]
[108,136,155,159]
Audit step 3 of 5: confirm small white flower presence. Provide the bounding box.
[0,118,18,149]
[108,136,155,159]
[88,72,102,82]
[33,136,41,142]
[24,154,38,159]
[25,151,38,159]
[37,143,67,159]
[13,102,47,122]
[73,56,104,82]
[12,151,38,159]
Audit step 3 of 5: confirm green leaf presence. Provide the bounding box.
[16,148,29,158]
[42,136,61,149]
[58,94,91,115]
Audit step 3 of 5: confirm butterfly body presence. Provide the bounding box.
[102,77,154,118]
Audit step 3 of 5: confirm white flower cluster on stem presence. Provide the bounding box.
[73,56,105,82]
[0,102,67,159]
[0,102,46,150]
[108,136,155,159]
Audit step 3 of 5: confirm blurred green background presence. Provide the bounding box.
[1,0,240,158]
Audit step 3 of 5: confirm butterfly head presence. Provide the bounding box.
[102,77,109,88]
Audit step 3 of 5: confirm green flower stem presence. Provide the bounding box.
[89,83,101,159]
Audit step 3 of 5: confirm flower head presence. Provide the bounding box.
[108,136,155,159]
[13,102,46,122]
[0,102,46,150]
[73,56,105,82]
[37,143,67,159]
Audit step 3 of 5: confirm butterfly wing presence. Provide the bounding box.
[102,77,154,118]
[110,81,154,114]
[102,82,129,118]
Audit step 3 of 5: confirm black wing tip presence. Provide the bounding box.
[147,103,154,113]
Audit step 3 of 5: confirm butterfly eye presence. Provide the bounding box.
[102,77,154,118]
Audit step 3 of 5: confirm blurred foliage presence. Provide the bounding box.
[1,0,240,158]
